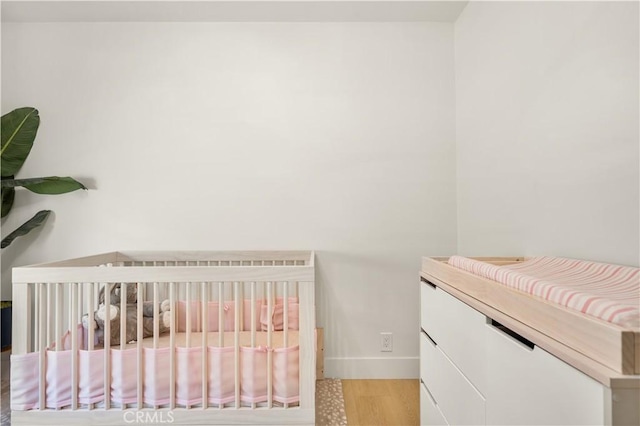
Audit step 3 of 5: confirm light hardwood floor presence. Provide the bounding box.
[342,379,420,426]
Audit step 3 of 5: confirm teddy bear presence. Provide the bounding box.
[82,283,172,347]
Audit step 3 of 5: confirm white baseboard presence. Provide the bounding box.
[324,356,419,379]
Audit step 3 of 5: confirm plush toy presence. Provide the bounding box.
[82,283,171,347]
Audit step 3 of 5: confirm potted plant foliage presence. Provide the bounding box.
[1,107,86,248]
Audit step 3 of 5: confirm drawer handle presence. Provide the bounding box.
[421,380,438,406]
[421,329,437,346]
[420,277,437,289]
[489,319,535,350]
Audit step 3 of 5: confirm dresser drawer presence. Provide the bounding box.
[420,331,485,425]
[485,321,605,425]
[420,380,448,426]
[420,278,487,392]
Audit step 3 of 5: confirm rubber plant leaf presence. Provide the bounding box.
[1,175,15,218]
[1,107,40,177]
[2,176,87,194]
[1,209,51,249]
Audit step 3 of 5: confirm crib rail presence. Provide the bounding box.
[11,251,315,425]
[16,251,314,268]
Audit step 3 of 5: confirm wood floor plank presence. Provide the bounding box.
[387,379,420,425]
[342,379,419,426]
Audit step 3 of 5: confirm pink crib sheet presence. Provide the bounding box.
[448,256,640,329]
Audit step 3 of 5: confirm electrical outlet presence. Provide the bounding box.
[381,332,393,352]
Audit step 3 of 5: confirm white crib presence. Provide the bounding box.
[11,251,315,425]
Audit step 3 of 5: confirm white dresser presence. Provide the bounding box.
[419,276,640,426]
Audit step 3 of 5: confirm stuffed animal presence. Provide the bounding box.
[82,283,171,347]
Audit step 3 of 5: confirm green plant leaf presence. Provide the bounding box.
[1,209,51,249]
[2,176,87,194]
[1,186,15,218]
[1,175,15,218]
[1,107,40,177]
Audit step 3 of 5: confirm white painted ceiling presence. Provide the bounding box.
[1,0,469,22]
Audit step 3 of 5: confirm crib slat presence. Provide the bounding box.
[71,283,78,410]
[218,281,224,411]
[119,283,126,410]
[267,281,273,409]
[267,282,273,345]
[218,283,224,347]
[284,281,289,348]
[39,283,46,410]
[47,283,53,347]
[54,283,64,352]
[88,283,97,410]
[201,280,208,409]
[238,281,244,332]
[78,284,83,324]
[104,283,111,410]
[250,282,256,348]
[52,283,63,352]
[137,282,143,409]
[169,282,176,410]
[88,284,95,351]
[208,277,212,305]
[140,266,147,302]
[120,283,127,354]
[283,282,290,404]
[234,282,240,409]
[185,280,192,409]
[34,284,39,352]
[250,281,257,409]
[154,282,159,349]
[152,282,160,410]
[186,282,191,348]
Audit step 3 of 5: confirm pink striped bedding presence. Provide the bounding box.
[12,331,300,410]
[11,296,302,411]
[448,256,640,329]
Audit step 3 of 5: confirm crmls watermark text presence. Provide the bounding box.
[123,411,175,424]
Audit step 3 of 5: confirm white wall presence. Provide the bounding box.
[1,22,457,377]
[455,1,639,266]
[6,1,634,380]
